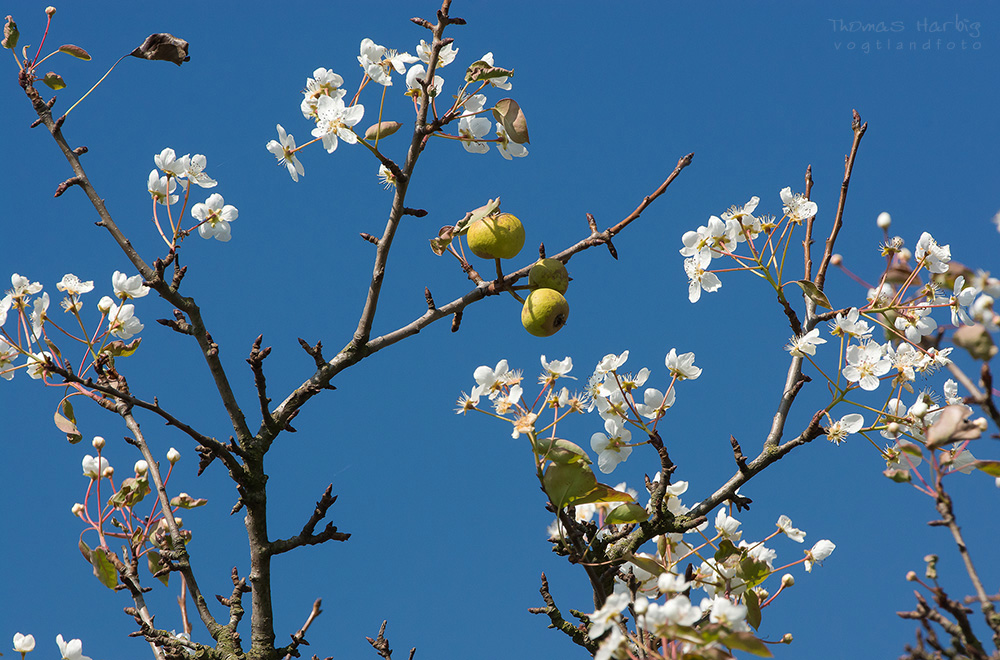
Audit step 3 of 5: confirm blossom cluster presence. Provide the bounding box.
[460,350,699,474]
[584,505,835,660]
[266,38,526,185]
[148,148,237,244]
[458,352,836,657]
[682,196,998,487]
[0,271,149,382]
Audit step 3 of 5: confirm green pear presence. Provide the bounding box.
[466,212,525,259]
[521,288,569,337]
[528,258,569,294]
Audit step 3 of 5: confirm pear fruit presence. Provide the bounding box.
[521,288,569,337]
[528,258,569,294]
[467,213,525,259]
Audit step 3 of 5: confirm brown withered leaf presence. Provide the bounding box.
[131,33,189,65]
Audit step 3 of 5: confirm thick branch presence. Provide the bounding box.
[20,80,254,449]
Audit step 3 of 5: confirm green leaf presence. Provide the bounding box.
[91,547,118,589]
[883,468,912,482]
[714,539,740,562]
[102,337,141,358]
[794,280,832,310]
[623,553,664,578]
[571,482,635,506]
[147,550,170,586]
[2,16,18,50]
[464,59,512,84]
[58,44,91,60]
[739,556,770,590]
[532,437,591,465]
[973,460,1000,477]
[108,476,150,508]
[455,198,501,235]
[170,492,208,509]
[542,462,597,509]
[79,538,92,563]
[744,590,762,630]
[720,631,773,657]
[605,502,649,525]
[491,98,529,144]
[41,71,66,90]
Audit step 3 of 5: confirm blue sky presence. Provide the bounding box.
[2,1,999,659]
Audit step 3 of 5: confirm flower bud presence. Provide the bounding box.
[906,570,918,581]
[755,587,769,600]
[910,399,929,420]
[167,447,181,464]
[830,254,843,266]
[45,6,57,16]
[173,517,183,528]
[876,212,891,229]
[72,502,85,517]
[899,247,912,261]
[92,435,106,450]
[974,417,988,431]
[633,596,648,615]
[887,422,901,435]
[781,633,793,644]
[98,295,114,313]
[102,465,114,479]
[781,574,795,588]
[134,459,148,475]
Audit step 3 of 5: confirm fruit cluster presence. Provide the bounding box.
[466,212,570,337]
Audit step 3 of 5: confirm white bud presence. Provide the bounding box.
[134,459,148,475]
[781,633,793,644]
[45,6,57,16]
[887,422,901,435]
[167,447,181,464]
[911,399,929,420]
[781,573,795,588]
[876,212,891,229]
[830,254,843,266]
[102,465,114,479]
[899,247,913,261]
[98,295,114,313]
[92,435,106,450]
[72,502,85,517]
[974,417,988,431]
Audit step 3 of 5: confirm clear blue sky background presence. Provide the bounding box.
[2,1,999,659]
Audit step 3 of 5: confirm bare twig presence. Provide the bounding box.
[814,110,867,292]
[528,573,596,653]
[269,485,351,556]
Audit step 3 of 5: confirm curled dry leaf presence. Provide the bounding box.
[492,98,529,144]
[130,33,190,65]
[2,15,18,50]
